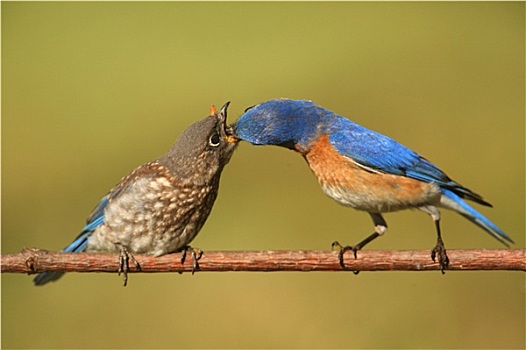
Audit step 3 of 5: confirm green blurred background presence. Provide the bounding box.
[2,2,524,349]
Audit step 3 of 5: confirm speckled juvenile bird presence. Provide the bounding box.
[232,99,512,272]
[34,103,238,286]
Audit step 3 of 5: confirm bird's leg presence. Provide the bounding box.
[332,213,387,273]
[115,242,140,287]
[419,205,448,274]
[431,219,449,274]
[180,245,203,275]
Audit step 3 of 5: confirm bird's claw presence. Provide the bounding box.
[431,238,449,274]
[116,243,140,287]
[331,241,360,274]
[180,246,203,274]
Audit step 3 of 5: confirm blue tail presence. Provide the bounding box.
[440,189,513,245]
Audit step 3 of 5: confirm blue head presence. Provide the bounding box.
[232,99,338,153]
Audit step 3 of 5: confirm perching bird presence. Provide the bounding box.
[232,98,512,272]
[34,103,238,286]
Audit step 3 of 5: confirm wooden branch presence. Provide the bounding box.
[1,248,524,274]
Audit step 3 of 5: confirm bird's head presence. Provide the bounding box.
[159,102,239,183]
[231,98,333,154]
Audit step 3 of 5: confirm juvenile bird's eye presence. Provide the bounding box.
[209,133,221,147]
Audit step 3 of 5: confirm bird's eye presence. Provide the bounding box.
[209,133,221,147]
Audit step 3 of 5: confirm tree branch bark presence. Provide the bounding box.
[1,248,524,274]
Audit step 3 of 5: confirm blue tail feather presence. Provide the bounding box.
[440,189,513,245]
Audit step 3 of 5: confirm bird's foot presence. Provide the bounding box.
[331,241,360,275]
[180,246,203,274]
[431,238,449,274]
[115,243,141,287]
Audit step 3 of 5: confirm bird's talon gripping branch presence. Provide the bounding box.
[180,246,203,274]
[116,243,140,287]
[331,241,345,267]
[331,240,359,273]
[431,238,449,274]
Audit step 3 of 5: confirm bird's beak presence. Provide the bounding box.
[214,101,240,144]
[225,130,239,144]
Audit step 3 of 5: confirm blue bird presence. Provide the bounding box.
[34,103,238,286]
[232,98,512,272]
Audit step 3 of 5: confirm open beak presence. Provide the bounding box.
[213,101,240,143]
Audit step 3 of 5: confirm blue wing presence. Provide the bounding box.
[327,117,490,206]
[68,194,110,253]
[328,117,450,181]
